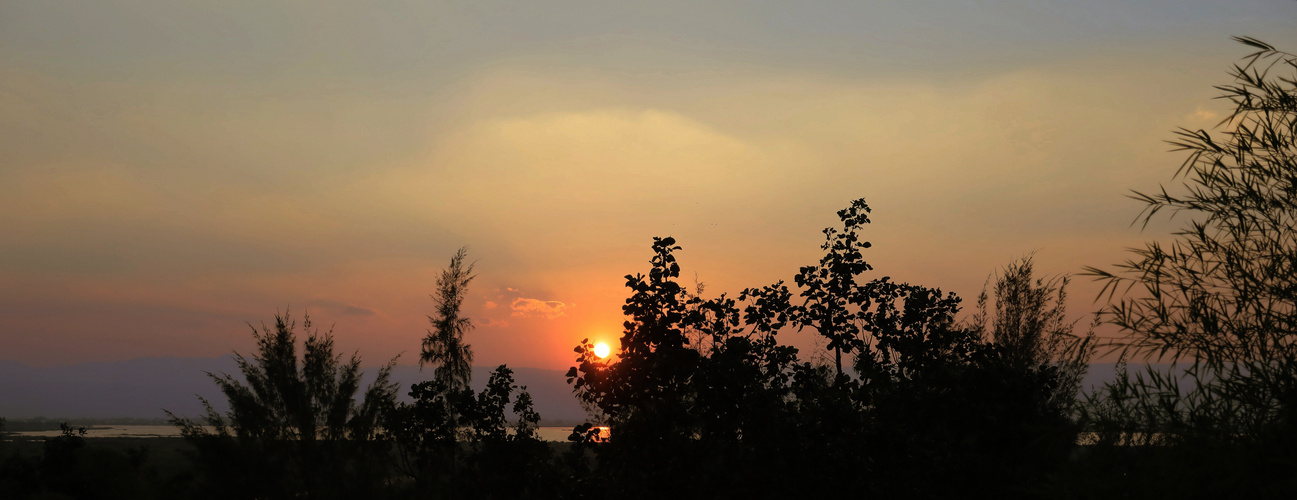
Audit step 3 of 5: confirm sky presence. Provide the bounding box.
[2,1,1295,371]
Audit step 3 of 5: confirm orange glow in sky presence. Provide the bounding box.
[1,1,1294,370]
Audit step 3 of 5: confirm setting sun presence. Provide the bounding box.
[593,342,611,359]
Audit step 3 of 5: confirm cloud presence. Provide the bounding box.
[340,305,377,317]
[303,299,377,317]
[479,317,510,328]
[510,298,568,319]
[1188,107,1219,122]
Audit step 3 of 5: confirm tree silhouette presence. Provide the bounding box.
[563,199,1102,498]
[421,246,476,392]
[793,198,874,377]
[168,310,398,499]
[1083,38,1297,445]
[388,248,557,498]
[566,237,810,497]
[969,255,1096,414]
[568,237,701,433]
[1064,37,1297,498]
[385,365,553,499]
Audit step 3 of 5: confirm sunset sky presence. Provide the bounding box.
[2,1,1295,371]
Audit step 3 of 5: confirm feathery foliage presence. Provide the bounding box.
[970,256,1096,413]
[167,311,399,499]
[421,246,477,392]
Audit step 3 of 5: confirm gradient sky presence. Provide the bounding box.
[2,1,1295,371]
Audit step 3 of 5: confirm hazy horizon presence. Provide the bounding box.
[0,356,589,422]
[0,353,1148,422]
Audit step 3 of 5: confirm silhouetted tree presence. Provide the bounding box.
[793,198,875,377]
[566,238,699,498]
[567,199,1091,498]
[969,255,1096,414]
[422,246,476,392]
[1073,37,1297,497]
[790,203,1081,496]
[385,365,552,499]
[848,281,1077,498]
[1084,37,1297,444]
[569,237,699,428]
[568,237,815,498]
[460,366,553,498]
[168,311,399,500]
[388,249,555,499]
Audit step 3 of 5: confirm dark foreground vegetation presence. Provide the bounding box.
[3,38,1296,499]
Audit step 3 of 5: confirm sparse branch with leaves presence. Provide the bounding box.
[792,198,875,377]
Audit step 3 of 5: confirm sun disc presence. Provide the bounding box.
[593,342,611,358]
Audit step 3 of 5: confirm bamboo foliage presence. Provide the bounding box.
[1084,38,1297,441]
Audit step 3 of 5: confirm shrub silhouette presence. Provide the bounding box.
[969,255,1096,415]
[384,365,554,500]
[168,311,399,500]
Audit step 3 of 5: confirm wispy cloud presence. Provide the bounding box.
[304,299,377,317]
[479,317,510,327]
[340,305,377,317]
[510,298,568,319]
[1187,106,1220,124]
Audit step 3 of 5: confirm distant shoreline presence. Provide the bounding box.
[3,417,168,432]
[4,424,586,442]
[2,416,588,432]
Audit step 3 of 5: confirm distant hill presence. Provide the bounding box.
[0,357,589,425]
